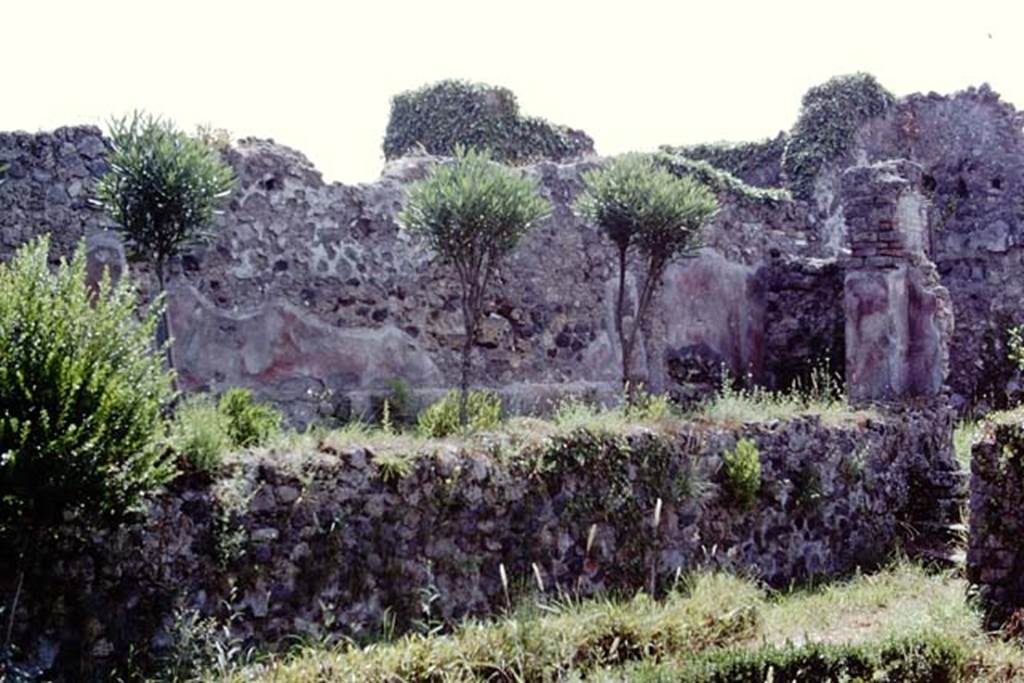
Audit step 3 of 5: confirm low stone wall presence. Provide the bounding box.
[967,414,1024,624]
[3,405,963,678]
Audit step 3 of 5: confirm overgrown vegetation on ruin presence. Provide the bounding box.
[661,133,788,187]
[384,80,593,163]
[781,72,896,199]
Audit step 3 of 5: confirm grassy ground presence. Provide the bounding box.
[191,563,1024,682]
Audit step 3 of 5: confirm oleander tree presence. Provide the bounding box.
[399,146,550,425]
[96,112,235,373]
[576,153,718,400]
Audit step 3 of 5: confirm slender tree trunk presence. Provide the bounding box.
[615,245,633,402]
[622,255,665,405]
[154,260,179,392]
[457,272,481,428]
[459,321,474,427]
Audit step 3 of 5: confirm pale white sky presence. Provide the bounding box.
[4,1,1022,183]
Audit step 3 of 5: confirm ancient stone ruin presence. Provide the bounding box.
[8,86,1021,420]
[6,76,1024,674]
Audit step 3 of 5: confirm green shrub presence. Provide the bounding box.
[217,387,282,448]
[625,387,674,421]
[416,389,503,438]
[0,237,174,545]
[168,389,281,471]
[0,238,174,649]
[721,438,761,509]
[782,73,895,199]
[169,397,232,473]
[383,79,593,163]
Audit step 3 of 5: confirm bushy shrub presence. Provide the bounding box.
[624,387,674,421]
[782,73,895,199]
[168,397,232,473]
[416,389,503,438]
[217,388,282,448]
[720,438,761,509]
[384,79,593,163]
[0,237,174,544]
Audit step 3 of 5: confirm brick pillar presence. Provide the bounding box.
[842,160,954,402]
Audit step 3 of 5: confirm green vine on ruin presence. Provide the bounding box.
[383,79,593,164]
[781,73,896,200]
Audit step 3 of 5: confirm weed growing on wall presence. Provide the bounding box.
[721,438,761,509]
[217,388,282,449]
[169,389,283,472]
[656,152,792,205]
[416,389,503,438]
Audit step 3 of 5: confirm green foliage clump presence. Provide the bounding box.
[0,237,174,544]
[384,79,593,163]
[97,112,235,374]
[577,154,717,395]
[217,388,282,448]
[97,112,235,283]
[169,389,282,472]
[782,72,896,199]
[656,152,792,205]
[720,438,761,509]
[400,145,548,424]
[416,389,503,438]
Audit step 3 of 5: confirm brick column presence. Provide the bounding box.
[842,160,954,402]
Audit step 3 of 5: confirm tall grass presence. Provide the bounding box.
[196,563,1024,682]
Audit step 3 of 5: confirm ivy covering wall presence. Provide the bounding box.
[781,73,896,199]
[663,134,788,188]
[656,152,792,206]
[383,80,594,163]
